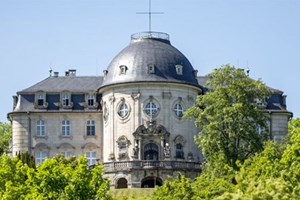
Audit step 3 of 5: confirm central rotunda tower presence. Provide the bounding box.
[99,32,203,188]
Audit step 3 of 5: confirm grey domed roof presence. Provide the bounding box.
[101,32,199,88]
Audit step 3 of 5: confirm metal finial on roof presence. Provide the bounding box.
[49,67,53,77]
[246,68,250,76]
[136,0,164,33]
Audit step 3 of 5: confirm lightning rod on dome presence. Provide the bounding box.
[136,0,164,33]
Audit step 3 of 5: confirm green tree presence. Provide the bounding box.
[0,154,31,199]
[17,152,35,168]
[185,65,270,169]
[152,174,194,200]
[0,155,112,200]
[0,122,12,155]
[280,118,300,198]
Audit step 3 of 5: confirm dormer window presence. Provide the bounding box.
[37,95,44,106]
[175,65,183,75]
[60,92,73,109]
[35,92,48,109]
[62,94,70,106]
[119,65,128,75]
[87,95,95,106]
[148,64,155,74]
[84,93,98,109]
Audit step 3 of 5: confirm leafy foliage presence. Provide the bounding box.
[153,66,300,199]
[0,155,112,200]
[17,152,36,168]
[152,174,194,200]
[185,65,270,169]
[0,122,12,155]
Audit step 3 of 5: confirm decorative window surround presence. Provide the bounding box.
[60,92,73,109]
[119,65,128,75]
[34,92,48,109]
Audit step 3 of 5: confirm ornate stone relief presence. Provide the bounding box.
[116,135,131,160]
[133,120,170,138]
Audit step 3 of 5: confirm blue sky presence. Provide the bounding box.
[1,0,299,122]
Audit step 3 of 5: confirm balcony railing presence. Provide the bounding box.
[103,160,202,173]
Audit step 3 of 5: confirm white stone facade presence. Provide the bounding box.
[8,32,292,188]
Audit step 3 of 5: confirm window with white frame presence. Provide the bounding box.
[87,95,95,106]
[36,120,45,136]
[86,151,97,166]
[174,103,184,118]
[37,94,45,106]
[118,102,129,118]
[62,120,71,136]
[86,120,96,136]
[62,94,70,106]
[35,151,47,165]
[145,102,158,117]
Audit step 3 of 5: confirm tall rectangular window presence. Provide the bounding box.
[87,95,95,106]
[62,120,70,136]
[86,120,95,136]
[35,151,47,165]
[86,151,97,166]
[36,120,45,136]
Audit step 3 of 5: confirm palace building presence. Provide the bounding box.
[8,32,291,188]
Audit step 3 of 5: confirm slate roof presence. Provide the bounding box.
[101,32,199,88]
[19,76,103,94]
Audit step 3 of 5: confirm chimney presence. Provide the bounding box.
[53,72,59,77]
[69,69,76,76]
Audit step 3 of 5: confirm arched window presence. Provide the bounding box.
[174,135,185,159]
[144,143,159,160]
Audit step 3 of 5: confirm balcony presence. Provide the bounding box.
[103,160,202,173]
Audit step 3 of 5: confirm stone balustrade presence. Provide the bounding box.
[103,160,202,172]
